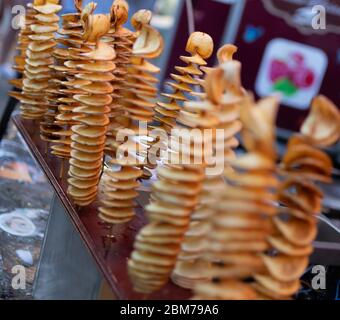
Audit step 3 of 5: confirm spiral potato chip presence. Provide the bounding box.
[301,95,340,147]
[193,88,279,299]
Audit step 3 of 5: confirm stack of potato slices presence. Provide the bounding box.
[105,0,134,154]
[10,1,61,120]
[155,32,213,133]
[9,4,35,90]
[127,10,163,180]
[47,0,87,158]
[98,9,163,224]
[194,95,280,300]
[172,46,245,289]
[67,9,114,206]
[128,36,219,294]
[38,2,65,146]
[260,96,339,299]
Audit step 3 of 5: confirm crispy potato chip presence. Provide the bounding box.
[29,33,56,41]
[251,282,291,300]
[210,239,269,253]
[268,236,313,256]
[73,94,112,106]
[214,213,272,230]
[131,251,175,267]
[104,179,140,191]
[71,142,105,154]
[128,259,173,275]
[261,254,308,282]
[35,13,59,23]
[185,32,214,59]
[301,95,340,147]
[31,23,58,34]
[28,40,56,51]
[72,114,110,126]
[106,166,143,180]
[157,166,204,183]
[77,61,116,72]
[172,260,210,289]
[72,125,107,138]
[68,177,99,189]
[69,165,101,179]
[217,44,238,63]
[224,170,278,188]
[67,185,97,198]
[71,134,106,146]
[282,144,332,169]
[26,57,54,67]
[78,82,114,94]
[70,150,103,163]
[33,4,62,15]
[75,72,115,82]
[133,25,163,59]
[81,41,116,61]
[273,217,317,247]
[254,274,300,296]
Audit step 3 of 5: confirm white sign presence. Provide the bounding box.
[255,38,328,110]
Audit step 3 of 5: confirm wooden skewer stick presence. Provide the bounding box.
[100,157,106,180]
[59,158,64,179]
[103,232,115,259]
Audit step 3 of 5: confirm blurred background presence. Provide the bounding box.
[0,0,340,300]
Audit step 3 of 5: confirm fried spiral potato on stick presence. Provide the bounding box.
[105,0,134,154]
[145,32,215,181]
[39,1,79,150]
[9,5,35,89]
[9,1,62,121]
[99,9,163,224]
[129,36,221,294]
[123,9,163,180]
[98,0,138,223]
[193,95,280,300]
[172,46,245,289]
[66,9,113,206]
[155,32,214,133]
[195,94,338,300]
[47,0,90,158]
[259,96,338,300]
